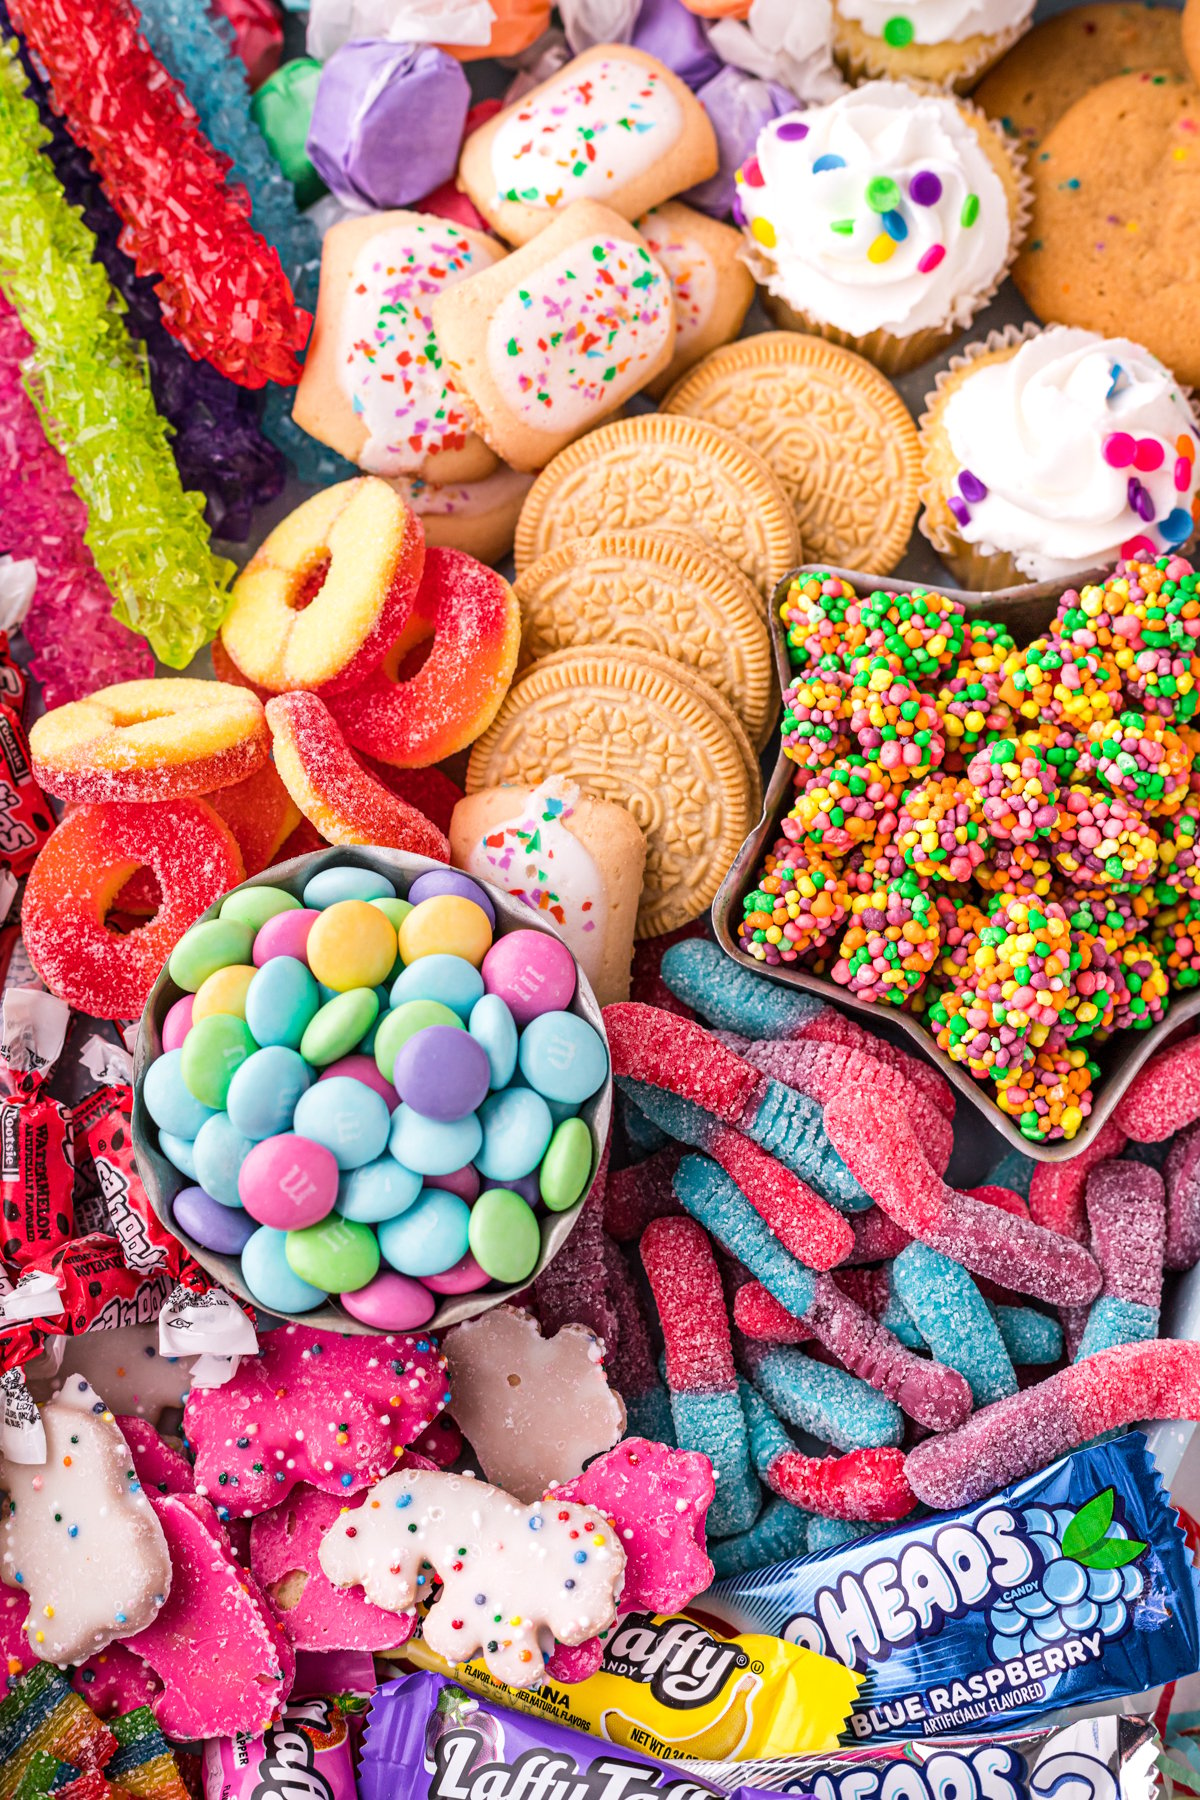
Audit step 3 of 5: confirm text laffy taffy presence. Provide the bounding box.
[705,1434,1200,1742]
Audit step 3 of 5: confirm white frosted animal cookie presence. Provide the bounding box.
[442,1306,626,1502]
[318,1465,626,1687]
[0,1377,172,1663]
[26,1323,196,1422]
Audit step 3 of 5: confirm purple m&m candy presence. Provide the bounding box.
[238,1132,339,1229]
[172,1185,257,1257]
[162,995,194,1052]
[254,908,319,967]
[481,928,576,1027]
[407,869,496,929]
[340,1270,436,1330]
[393,1025,490,1122]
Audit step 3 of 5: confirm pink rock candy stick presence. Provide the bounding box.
[905,1338,1200,1509]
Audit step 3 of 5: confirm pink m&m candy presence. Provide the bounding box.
[482,928,576,1027]
[318,1054,397,1108]
[423,1251,491,1294]
[253,909,319,967]
[340,1270,437,1329]
[238,1132,339,1229]
[425,1164,481,1202]
[162,995,194,1052]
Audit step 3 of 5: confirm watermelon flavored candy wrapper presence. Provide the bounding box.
[704,1433,1200,1744]
[201,1648,375,1800]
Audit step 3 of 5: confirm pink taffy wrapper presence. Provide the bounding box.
[202,1649,375,1800]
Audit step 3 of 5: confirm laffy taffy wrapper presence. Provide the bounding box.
[705,1433,1200,1744]
[401,1608,858,1761]
[202,1649,374,1800]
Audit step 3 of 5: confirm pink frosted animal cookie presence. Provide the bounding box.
[551,1437,714,1613]
[250,1479,424,1652]
[0,1589,38,1681]
[442,1307,625,1503]
[73,1640,163,1718]
[125,1491,295,1739]
[0,1377,172,1664]
[319,1465,626,1687]
[117,1417,194,1496]
[184,1323,450,1516]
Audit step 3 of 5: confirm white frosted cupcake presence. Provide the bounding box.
[919,324,1200,589]
[831,0,1035,91]
[734,82,1027,376]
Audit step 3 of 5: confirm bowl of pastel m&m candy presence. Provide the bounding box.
[132,846,612,1332]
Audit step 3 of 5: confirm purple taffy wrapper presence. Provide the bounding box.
[633,0,723,91]
[684,65,796,218]
[307,39,470,211]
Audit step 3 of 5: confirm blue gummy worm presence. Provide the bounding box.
[749,1346,904,1452]
[993,1304,1063,1365]
[988,1148,1036,1201]
[737,1375,799,1482]
[709,1498,810,1577]
[892,1241,1017,1407]
[618,1090,670,1157]
[807,1516,874,1553]
[668,1389,762,1538]
[748,1079,870,1211]
[1074,1295,1159,1363]
[672,1153,817,1318]
[660,939,825,1039]
[877,1269,926,1350]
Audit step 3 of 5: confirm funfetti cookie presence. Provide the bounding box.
[634,202,755,399]
[450,776,646,1005]
[514,413,800,594]
[293,210,506,485]
[514,531,776,748]
[431,200,676,473]
[664,333,923,578]
[457,45,718,248]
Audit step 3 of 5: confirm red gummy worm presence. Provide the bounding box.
[1116,1036,1200,1143]
[605,1004,764,1125]
[10,0,311,388]
[791,1005,956,1120]
[968,1185,1028,1218]
[705,1126,853,1272]
[734,1268,892,1344]
[603,1147,682,1243]
[823,1088,1102,1305]
[769,1445,916,1522]
[1085,1160,1165,1309]
[906,1338,1200,1510]
[1027,1116,1128,1241]
[735,1040,953,1177]
[641,1216,737,1395]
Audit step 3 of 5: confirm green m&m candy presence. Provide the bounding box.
[539,1119,593,1212]
[220,885,301,932]
[301,988,380,1067]
[469,1189,541,1284]
[374,999,462,1084]
[169,918,255,992]
[180,1014,257,1108]
[286,1215,380,1293]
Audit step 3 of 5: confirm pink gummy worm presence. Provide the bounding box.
[603,1147,682,1243]
[731,1039,953,1177]
[787,1005,956,1121]
[843,1207,912,1264]
[823,1088,1102,1305]
[735,1269,890,1343]
[1085,1160,1165,1308]
[706,1124,853,1271]
[641,1216,737,1395]
[1166,1123,1200,1272]
[905,1338,1200,1509]
[968,1185,1027,1218]
[768,1445,916,1521]
[1115,1035,1200,1142]
[1028,1117,1128,1241]
[606,1003,764,1127]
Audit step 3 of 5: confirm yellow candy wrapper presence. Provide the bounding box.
[400,1609,859,1760]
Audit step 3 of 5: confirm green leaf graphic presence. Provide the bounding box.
[1074,1537,1147,1570]
[1062,1488,1115,1559]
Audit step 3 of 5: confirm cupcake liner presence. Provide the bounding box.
[918,323,1200,588]
[831,12,1030,94]
[742,94,1032,381]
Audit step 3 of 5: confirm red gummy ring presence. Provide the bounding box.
[219,478,425,695]
[23,800,245,1020]
[267,691,450,862]
[330,546,520,767]
[29,679,270,804]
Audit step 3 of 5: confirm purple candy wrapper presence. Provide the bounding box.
[632,0,722,91]
[307,40,471,211]
[684,66,796,218]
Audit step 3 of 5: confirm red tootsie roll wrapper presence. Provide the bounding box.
[0,699,54,877]
[0,990,75,1271]
[0,630,26,719]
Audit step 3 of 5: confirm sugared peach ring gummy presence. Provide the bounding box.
[267,692,451,862]
[29,680,270,804]
[330,547,520,767]
[219,478,425,695]
[22,800,245,1020]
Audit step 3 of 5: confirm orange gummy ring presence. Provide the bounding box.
[23,800,245,1020]
[330,546,520,767]
[29,679,270,804]
[267,691,451,862]
[219,478,425,695]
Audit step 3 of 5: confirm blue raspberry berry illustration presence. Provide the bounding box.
[987,1489,1147,1660]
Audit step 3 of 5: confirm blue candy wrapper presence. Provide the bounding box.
[703,1434,1200,1743]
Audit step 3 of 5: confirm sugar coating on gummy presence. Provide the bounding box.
[744,1344,904,1455]
[551,1437,715,1615]
[184,1323,450,1515]
[1116,1036,1200,1142]
[892,1241,1017,1407]
[1027,1117,1128,1242]
[318,1465,626,1687]
[600,1237,675,1447]
[1074,1160,1166,1361]
[1165,1121,1200,1271]
[0,1378,171,1664]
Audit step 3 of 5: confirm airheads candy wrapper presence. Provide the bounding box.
[704,1433,1200,1744]
[680,1715,1162,1800]
[401,1607,859,1760]
[360,1670,817,1800]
